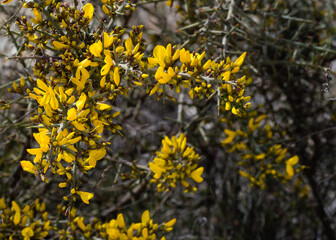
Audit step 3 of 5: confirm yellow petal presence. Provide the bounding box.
[12,203,21,225]
[77,217,86,231]
[141,210,150,225]
[77,191,94,204]
[287,155,299,165]
[149,162,163,179]
[89,40,102,58]
[113,67,120,86]
[117,213,126,229]
[191,167,204,183]
[125,38,133,55]
[67,108,77,121]
[52,41,68,50]
[36,79,48,92]
[83,3,94,21]
[22,227,34,237]
[234,52,246,67]
[164,218,176,227]
[21,161,37,174]
[286,164,294,177]
[97,102,112,111]
[76,93,87,111]
[103,32,114,48]
[149,83,160,96]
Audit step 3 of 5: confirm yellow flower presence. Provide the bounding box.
[76,191,94,204]
[286,155,299,177]
[22,227,34,240]
[31,8,42,24]
[180,48,191,65]
[148,44,180,68]
[141,210,150,225]
[155,66,176,84]
[76,92,87,111]
[101,53,113,75]
[89,40,103,58]
[117,213,126,229]
[190,167,204,183]
[72,59,92,92]
[76,217,86,231]
[12,201,21,225]
[149,134,203,192]
[83,3,94,21]
[97,102,113,111]
[113,67,120,86]
[234,52,247,68]
[21,161,38,174]
[27,129,51,163]
[52,41,68,50]
[125,38,133,56]
[86,148,106,167]
[29,79,59,110]
[103,32,114,48]
[221,129,237,145]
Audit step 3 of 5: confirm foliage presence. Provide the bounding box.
[0,0,336,239]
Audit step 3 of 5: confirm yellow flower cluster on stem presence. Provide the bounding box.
[149,133,204,192]
[0,196,175,240]
[4,0,249,213]
[8,0,248,205]
[59,206,175,239]
[221,113,305,189]
[147,45,251,116]
[0,198,50,240]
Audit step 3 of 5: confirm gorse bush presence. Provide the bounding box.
[1,0,336,239]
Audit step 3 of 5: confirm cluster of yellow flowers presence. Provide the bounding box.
[5,0,248,204]
[58,206,175,240]
[0,197,175,240]
[147,45,251,117]
[0,0,251,239]
[221,113,304,189]
[149,134,204,192]
[0,198,51,240]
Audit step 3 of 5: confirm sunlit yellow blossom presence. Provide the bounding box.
[86,148,106,167]
[29,79,59,110]
[149,134,203,192]
[31,8,42,24]
[113,67,120,86]
[101,53,113,75]
[234,52,247,67]
[83,3,94,21]
[12,201,21,225]
[52,41,68,50]
[103,31,114,48]
[21,161,38,174]
[190,167,204,183]
[26,128,50,163]
[72,59,92,92]
[76,191,94,204]
[89,40,103,58]
[163,218,176,232]
[148,44,180,67]
[22,227,34,240]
